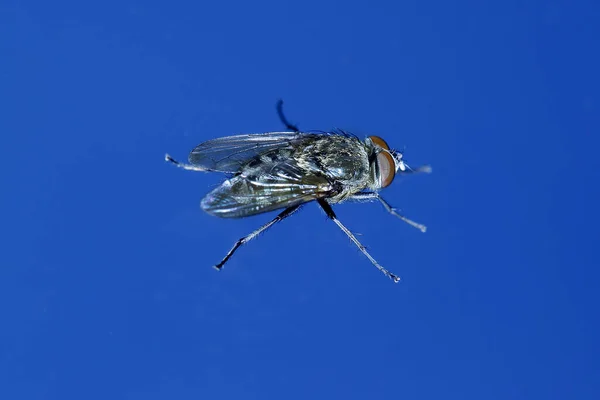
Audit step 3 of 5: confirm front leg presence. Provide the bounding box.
[349,192,427,233]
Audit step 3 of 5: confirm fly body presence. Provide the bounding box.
[165,101,431,283]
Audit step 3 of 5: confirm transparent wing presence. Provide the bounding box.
[200,160,334,218]
[188,132,311,173]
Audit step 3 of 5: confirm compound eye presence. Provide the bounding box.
[377,151,396,188]
[369,136,390,150]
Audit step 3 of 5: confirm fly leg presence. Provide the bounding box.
[276,99,300,132]
[164,154,208,172]
[349,192,427,233]
[317,199,400,283]
[214,205,302,270]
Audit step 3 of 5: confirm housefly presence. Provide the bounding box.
[165,100,431,283]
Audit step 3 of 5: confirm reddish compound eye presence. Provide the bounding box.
[377,151,396,188]
[369,136,390,150]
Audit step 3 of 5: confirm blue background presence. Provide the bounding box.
[2,1,599,399]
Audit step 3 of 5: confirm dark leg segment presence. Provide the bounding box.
[276,99,300,132]
[214,205,302,270]
[317,199,400,283]
[164,154,208,172]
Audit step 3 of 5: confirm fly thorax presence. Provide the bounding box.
[314,138,370,183]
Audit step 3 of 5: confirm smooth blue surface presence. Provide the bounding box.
[2,1,599,399]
